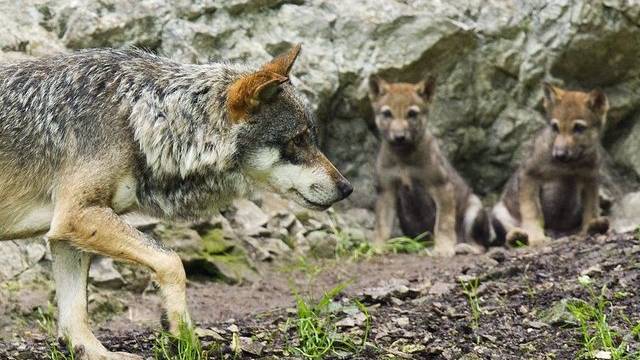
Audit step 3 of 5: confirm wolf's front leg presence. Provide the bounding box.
[48,203,189,358]
[517,175,547,246]
[431,182,457,257]
[50,241,142,360]
[374,187,397,246]
[580,181,609,235]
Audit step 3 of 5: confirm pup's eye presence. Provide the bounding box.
[551,122,559,133]
[407,109,419,118]
[573,123,587,134]
[382,109,393,118]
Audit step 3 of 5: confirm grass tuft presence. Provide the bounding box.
[460,277,482,331]
[153,321,208,360]
[568,276,639,360]
[384,232,432,254]
[289,283,370,359]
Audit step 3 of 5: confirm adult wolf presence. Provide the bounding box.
[0,44,352,359]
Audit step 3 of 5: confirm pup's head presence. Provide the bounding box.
[228,44,352,210]
[542,83,608,163]
[368,76,436,150]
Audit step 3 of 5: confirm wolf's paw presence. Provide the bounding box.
[506,228,529,247]
[454,243,484,255]
[86,352,143,360]
[73,345,142,360]
[586,216,609,235]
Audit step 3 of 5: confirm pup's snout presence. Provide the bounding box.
[391,133,407,143]
[389,131,411,146]
[336,179,353,200]
[552,147,571,162]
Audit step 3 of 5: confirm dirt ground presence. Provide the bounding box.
[0,231,639,359]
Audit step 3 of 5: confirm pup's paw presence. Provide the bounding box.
[454,243,484,255]
[586,216,609,235]
[506,228,529,247]
[432,243,456,258]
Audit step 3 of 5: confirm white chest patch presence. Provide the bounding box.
[112,176,138,213]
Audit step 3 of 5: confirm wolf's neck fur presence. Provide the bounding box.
[127,58,254,219]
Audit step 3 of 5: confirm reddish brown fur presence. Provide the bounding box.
[226,71,287,122]
[226,44,301,122]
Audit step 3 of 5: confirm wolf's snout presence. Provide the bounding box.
[336,179,353,200]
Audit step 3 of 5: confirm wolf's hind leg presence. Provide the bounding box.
[50,240,142,360]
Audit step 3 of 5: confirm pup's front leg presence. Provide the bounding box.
[431,182,457,257]
[581,180,609,235]
[516,174,547,246]
[374,186,397,246]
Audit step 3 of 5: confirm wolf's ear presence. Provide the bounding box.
[369,76,389,99]
[588,89,609,115]
[227,71,289,121]
[543,82,564,111]
[416,76,436,102]
[262,43,302,76]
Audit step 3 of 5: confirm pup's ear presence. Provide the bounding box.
[369,76,389,99]
[542,82,564,111]
[227,71,289,122]
[262,43,302,76]
[415,76,436,102]
[588,89,609,115]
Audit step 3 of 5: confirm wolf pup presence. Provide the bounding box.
[368,77,492,257]
[0,44,352,359]
[491,83,610,246]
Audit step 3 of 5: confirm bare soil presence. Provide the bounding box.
[1,231,639,359]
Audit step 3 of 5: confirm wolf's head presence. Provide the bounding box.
[227,45,352,210]
[542,83,608,163]
[368,77,436,150]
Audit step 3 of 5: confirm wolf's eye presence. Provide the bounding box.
[292,131,308,147]
[381,109,393,118]
[551,122,559,133]
[573,123,587,134]
[407,109,419,118]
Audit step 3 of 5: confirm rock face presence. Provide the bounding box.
[0,240,46,282]
[1,0,639,208]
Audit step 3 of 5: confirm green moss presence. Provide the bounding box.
[200,229,234,254]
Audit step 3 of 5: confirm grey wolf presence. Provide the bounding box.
[0,44,352,359]
[368,77,492,257]
[491,83,609,246]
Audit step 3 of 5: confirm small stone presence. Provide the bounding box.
[239,336,264,356]
[429,282,455,296]
[195,328,224,341]
[394,316,410,327]
[594,350,612,359]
